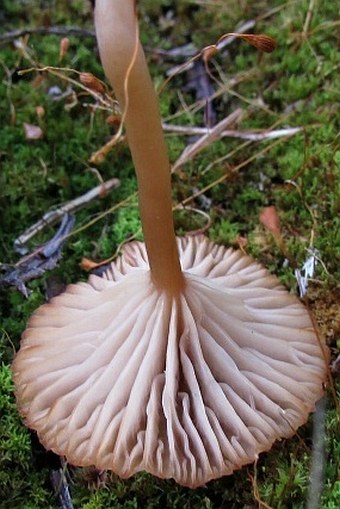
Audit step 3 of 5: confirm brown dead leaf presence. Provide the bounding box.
[259,206,296,266]
[259,206,281,238]
[23,122,43,140]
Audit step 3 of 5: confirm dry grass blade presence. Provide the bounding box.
[172,109,244,172]
[163,123,303,141]
[174,136,295,210]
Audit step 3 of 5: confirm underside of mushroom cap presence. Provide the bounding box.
[12,235,327,488]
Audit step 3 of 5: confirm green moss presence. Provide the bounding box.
[111,203,142,246]
[0,363,54,508]
[209,219,241,245]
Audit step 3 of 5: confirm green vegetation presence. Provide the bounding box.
[0,1,338,507]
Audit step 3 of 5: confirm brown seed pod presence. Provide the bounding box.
[79,72,106,95]
[236,33,277,53]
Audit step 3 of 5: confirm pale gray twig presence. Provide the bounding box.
[171,109,243,172]
[306,396,327,509]
[50,468,74,509]
[14,178,120,250]
[0,26,95,45]
[164,123,303,141]
[216,20,256,51]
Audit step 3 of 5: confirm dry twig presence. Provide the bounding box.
[0,26,95,45]
[306,396,327,509]
[14,178,120,251]
[164,123,304,141]
[172,109,244,172]
[50,467,74,509]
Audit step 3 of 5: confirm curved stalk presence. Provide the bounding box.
[95,0,184,293]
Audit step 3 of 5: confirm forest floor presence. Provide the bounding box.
[0,1,339,508]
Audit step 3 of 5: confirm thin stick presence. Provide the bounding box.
[164,123,303,141]
[50,467,74,509]
[303,0,316,36]
[0,26,95,45]
[306,396,327,509]
[172,109,244,172]
[14,178,120,249]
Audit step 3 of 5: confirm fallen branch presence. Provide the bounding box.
[0,214,75,297]
[14,178,120,251]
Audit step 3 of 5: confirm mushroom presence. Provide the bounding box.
[12,0,327,488]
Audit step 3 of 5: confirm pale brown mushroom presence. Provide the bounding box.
[12,0,327,488]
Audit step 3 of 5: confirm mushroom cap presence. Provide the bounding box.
[12,235,327,488]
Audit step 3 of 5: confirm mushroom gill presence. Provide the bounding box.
[13,235,326,488]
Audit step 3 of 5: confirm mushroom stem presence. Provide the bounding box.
[95,0,184,293]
